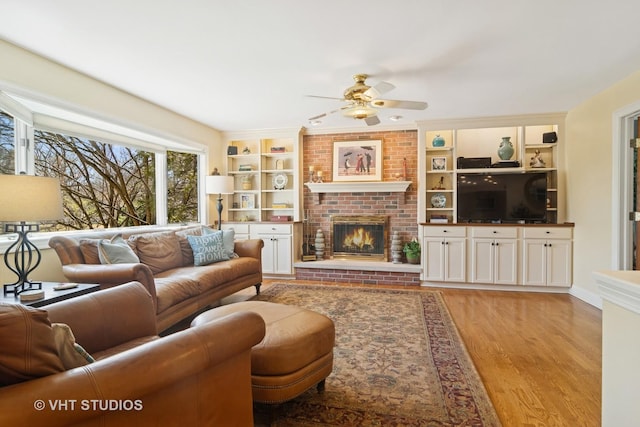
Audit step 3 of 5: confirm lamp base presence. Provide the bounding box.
[4,281,42,296]
[3,222,43,296]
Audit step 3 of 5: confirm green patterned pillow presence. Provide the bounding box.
[98,235,139,264]
[187,231,229,266]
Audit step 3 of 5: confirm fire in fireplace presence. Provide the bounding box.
[331,215,388,261]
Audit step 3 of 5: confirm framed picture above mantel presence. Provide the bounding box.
[332,140,382,182]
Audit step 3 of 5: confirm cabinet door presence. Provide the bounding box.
[546,239,572,287]
[423,237,445,281]
[494,238,518,285]
[259,236,276,275]
[445,238,466,282]
[272,234,292,275]
[470,238,494,284]
[522,239,547,286]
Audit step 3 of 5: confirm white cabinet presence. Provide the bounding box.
[423,227,466,282]
[250,223,294,275]
[522,227,572,287]
[421,224,573,289]
[470,227,518,285]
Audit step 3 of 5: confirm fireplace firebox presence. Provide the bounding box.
[331,215,388,261]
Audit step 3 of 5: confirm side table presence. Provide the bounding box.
[0,282,101,308]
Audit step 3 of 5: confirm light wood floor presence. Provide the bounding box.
[260,280,602,427]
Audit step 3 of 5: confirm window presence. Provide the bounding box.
[0,111,14,174]
[0,93,206,231]
[34,130,158,230]
[167,151,199,223]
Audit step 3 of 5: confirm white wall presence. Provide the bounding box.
[566,69,640,301]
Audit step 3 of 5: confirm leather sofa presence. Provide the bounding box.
[0,281,266,426]
[49,225,264,332]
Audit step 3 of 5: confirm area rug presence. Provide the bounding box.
[251,284,501,426]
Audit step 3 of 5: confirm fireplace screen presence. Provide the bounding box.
[331,215,388,261]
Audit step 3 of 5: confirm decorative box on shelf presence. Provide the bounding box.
[270,147,286,153]
[271,215,292,222]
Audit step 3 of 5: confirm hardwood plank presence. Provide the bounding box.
[441,289,601,427]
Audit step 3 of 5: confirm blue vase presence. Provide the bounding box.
[497,137,514,160]
[432,135,445,147]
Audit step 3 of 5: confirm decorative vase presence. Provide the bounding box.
[497,137,514,160]
[406,255,420,265]
[431,193,446,208]
[432,134,445,147]
[314,229,325,261]
[391,231,403,264]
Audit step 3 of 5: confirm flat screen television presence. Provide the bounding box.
[457,172,547,223]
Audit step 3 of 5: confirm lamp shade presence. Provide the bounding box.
[205,175,234,195]
[0,175,64,222]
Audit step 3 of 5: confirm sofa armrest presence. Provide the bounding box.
[0,311,266,427]
[233,238,264,260]
[45,282,157,355]
[61,263,157,308]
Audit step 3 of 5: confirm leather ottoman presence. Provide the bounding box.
[192,300,335,404]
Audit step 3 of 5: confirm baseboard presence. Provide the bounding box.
[569,285,602,309]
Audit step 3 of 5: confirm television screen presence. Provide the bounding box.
[457,172,547,223]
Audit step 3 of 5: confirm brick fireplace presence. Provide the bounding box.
[296,129,421,286]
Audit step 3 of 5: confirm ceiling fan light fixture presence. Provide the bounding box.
[342,102,377,119]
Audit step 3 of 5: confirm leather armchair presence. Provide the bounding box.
[0,282,266,426]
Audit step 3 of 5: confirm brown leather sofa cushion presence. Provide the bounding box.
[0,304,65,386]
[129,230,183,274]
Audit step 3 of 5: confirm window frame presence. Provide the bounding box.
[0,91,210,248]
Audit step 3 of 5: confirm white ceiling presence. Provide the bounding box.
[1,0,640,132]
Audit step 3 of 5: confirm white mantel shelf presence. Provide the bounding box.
[305,181,411,193]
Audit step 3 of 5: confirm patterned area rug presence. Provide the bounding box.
[252,284,501,426]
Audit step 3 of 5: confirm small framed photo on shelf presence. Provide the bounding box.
[431,156,447,171]
[240,194,255,209]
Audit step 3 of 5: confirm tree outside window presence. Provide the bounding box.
[0,111,14,175]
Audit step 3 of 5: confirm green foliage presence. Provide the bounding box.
[403,239,421,257]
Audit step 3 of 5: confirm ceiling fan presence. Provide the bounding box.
[308,74,428,126]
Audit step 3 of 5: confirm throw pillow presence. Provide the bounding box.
[175,226,204,265]
[187,231,230,266]
[0,304,65,386]
[97,235,140,264]
[51,323,95,370]
[203,226,237,258]
[129,230,183,274]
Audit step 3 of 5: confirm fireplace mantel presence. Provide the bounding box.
[305,181,411,193]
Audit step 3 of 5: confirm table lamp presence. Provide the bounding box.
[205,175,234,230]
[0,175,64,296]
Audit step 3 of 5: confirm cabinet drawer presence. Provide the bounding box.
[522,227,572,239]
[222,223,249,235]
[250,223,292,235]
[470,227,518,239]
[423,226,466,238]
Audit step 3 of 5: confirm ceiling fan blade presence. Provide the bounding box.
[364,115,380,126]
[308,105,349,121]
[362,81,395,101]
[306,95,345,101]
[371,99,428,110]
